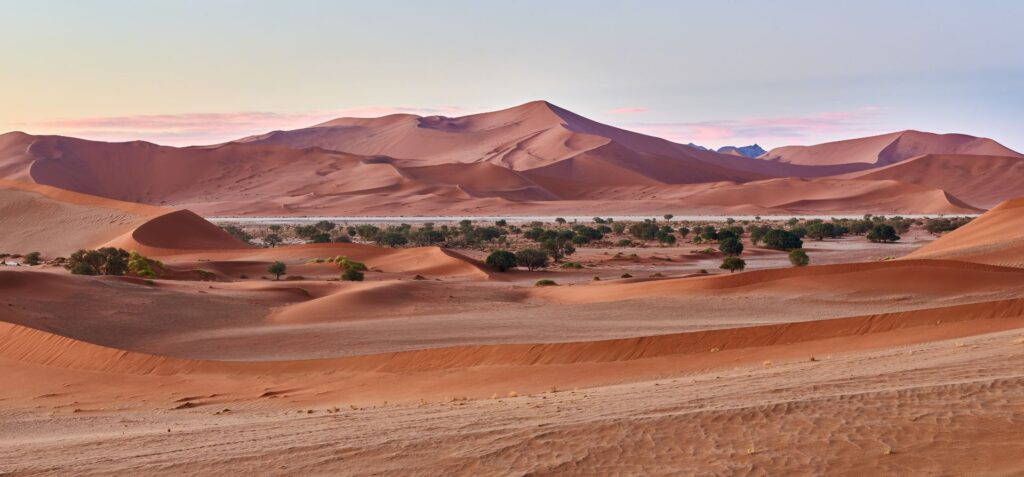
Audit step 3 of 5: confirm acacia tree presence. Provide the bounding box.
[268,261,287,280]
[486,250,518,272]
[515,248,549,271]
[719,237,744,257]
[867,224,900,243]
[720,256,746,273]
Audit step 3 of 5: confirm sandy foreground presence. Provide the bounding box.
[2,185,1024,475]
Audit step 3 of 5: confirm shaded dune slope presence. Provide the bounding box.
[907,198,1024,267]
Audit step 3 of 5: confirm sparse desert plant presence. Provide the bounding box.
[534,279,557,287]
[66,248,130,276]
[263,234,282,247]
[718,237,743,257]
[267,261,287,280]
[867,224,900,243]
[621,273,633,278]
[128,250,162,277]
[720,256,746,273]
[515,248,549,271]
[22,251,41,266]
[788,249,810,267]
[485,250,518,272]
[341,266,364,281]
[762,229,803,251]
[560,261,583,269]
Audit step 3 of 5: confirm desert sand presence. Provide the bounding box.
[1,181,1024,475]
[2,100,1024,475]
[2,102,1021,216]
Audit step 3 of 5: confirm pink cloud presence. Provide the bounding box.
[605,107,649,115]
[27,105,469,146]
[625,107,891,148]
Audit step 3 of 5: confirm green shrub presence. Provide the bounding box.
[720,256,746,273]
[534,279,558,287]
[485,250,518,272]
[788,249,810,267]
[341,267,365,281]
[515,248,549,271]
[23,252,41,266]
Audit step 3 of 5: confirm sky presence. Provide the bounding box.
[2,0,1022,150]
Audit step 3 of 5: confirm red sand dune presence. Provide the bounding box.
[907,198,1024,267]
[761,130,1022,167]
[0,179,245,257]
[534,259,1024,304]
[3,104,1022,215]
[1,292,1021,381]
[838,154,1024,209]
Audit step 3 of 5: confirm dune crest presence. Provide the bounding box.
[907,198,1024,266]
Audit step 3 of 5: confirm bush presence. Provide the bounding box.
[485,250,518,272]
[378,231,409,248]
[560,261,583,269]
[267,261,287,280]
[332,256,367,271]
[788,249,810,267]
[867,224,900,243]
[515,248,549,271]
[621,273,633,278]
[718,237,744,257]
[66,248,129,276]
[23,252,41,266]
[720,256,746,273]
[128,250,162,277]
[534,279,558,287]
[762,229,803,251]
[341,267,364,281]
[616,239,632,247]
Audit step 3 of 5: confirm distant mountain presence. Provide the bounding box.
[717,144,767,158]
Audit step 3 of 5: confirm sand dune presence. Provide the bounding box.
[838,154,1024,208]
[907,197,1024,266]
[761,130,1022,167]
[0,179,165,256]
[4,104,1019,215]
[534,259,1024,304]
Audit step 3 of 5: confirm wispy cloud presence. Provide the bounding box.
[26,105,468,146]
[626,107,891,148]
[605,107,649,115]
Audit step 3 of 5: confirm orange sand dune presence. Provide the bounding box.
[534,259,1024,304]
[907,198,1024,267]
[104,209,250,255]
[1,294,1021,382]
[4,105,1020,215]
[663,177,982,214]
[0,178,245,257]
[0,179,165,256]
[761,130,1022,167]
[838,154,1024,208]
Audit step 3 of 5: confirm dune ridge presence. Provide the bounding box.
[907,198,1024,266]
[4,102,1021,215]
[1,295,1021,377]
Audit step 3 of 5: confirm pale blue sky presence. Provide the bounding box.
[1,0,1021,150]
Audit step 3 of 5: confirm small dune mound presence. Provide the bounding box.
[104,210,250,255]
[907,198,1024,267]
[268,281,435,324]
